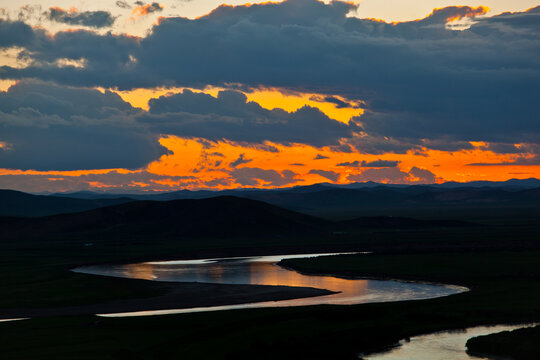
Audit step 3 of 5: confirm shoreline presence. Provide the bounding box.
[1,251,468,319]
[278,255,478,289]
[278,262,470,291]
[0,250,466,320]
[0,280,334,319]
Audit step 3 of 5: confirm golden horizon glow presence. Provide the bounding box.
[2,84,539,192]
[2,135,539,193]
[1,1,539,193]
[112,86,363,124]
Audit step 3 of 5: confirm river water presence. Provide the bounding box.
[73,253,467,317]
[362,323,536,360]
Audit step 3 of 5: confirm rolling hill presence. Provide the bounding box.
[5,181,540,220]
[0,196,328,240]
[0,189,134,217]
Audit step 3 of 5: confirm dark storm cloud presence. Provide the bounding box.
[347,166,436,184]
[472,141,540,155]
[0,19,36,47]
[235,142,280,153]
[116,1,132,9]
[46,8,116,28]
[345,134,419,155]
[336,159,399,168]
[336,161,360,167]
[230,153,252,168]
[308,169,340,182]
[131,2,164,19]
[135,2,539,147]
[0,26,140,89]
[483,143,522,154]
[141,3,164,14]
[314,154,329,160]
[409,166,437,183]
[467,155,540,166]
[416,5,488,25]
[347,167,410,183]
[229,167,299,186]
[0,81,167,171]
[143,89,353,146]
[209,152,225,157]
[0,170,197,193]
[418,139,475,152]
[1,0,540,153]
[0,81,351,171]
[362,159,399,168]
[309,95,360,109]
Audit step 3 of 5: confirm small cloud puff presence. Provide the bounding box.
[46,7,116,28]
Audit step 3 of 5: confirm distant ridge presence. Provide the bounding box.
[337,216,476,230]
[0,196,327,239]
[0,196,478,241]
[0,189,133,217]
[3,179,540,219]
[433,178,540,189]
[51,178,540,200]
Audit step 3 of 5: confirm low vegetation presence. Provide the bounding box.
[0,249,538,359]
[0,197,538,359]
[466,325,540,360]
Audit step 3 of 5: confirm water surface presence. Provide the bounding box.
[362,323,536,360]
[0,318,28,323]
[74,253,467,317]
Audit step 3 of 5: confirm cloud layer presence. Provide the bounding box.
[1,1,538,149]
[0,1,539,187]
[46,7,116,28]
[0,82,353,170]
[145,89,353,146]
[0,81,167,170]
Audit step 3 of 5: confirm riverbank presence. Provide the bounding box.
[0,251,538,359]
[1,209,539,359]
[0,280,333,319]
[466,325,540,360]
[280,251,540,356]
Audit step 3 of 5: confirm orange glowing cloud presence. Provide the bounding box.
[429,6,490,23]
[131,3,164,20]
[1,136,540,193]
[359,6,489,26]
[0,141,12,151]
[1,85,539,193]
[113,86,363,124]
[48,6,76,14]
[142,136,540,190]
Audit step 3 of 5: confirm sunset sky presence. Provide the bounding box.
[0,0,539,193]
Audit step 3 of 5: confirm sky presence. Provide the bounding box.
[0,0,539,193]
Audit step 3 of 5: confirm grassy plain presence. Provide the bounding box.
[0,209,538,359]
[466,325,540,359]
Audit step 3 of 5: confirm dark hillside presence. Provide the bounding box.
[0,189,133,217]
[335,216,476,230]
[0,196,329,239]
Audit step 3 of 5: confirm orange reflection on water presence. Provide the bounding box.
[206,264,223,282]
[123,263,156,280]
[249,261,368,296]
[119,258,368,299]
[77,254,468,315]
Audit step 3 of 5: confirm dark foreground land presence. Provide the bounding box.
[0,251,538,359]
[0,197,538,359]
[466,325,540,360]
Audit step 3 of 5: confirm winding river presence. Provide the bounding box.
[74,252,467,317]
[362,323,536,360]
